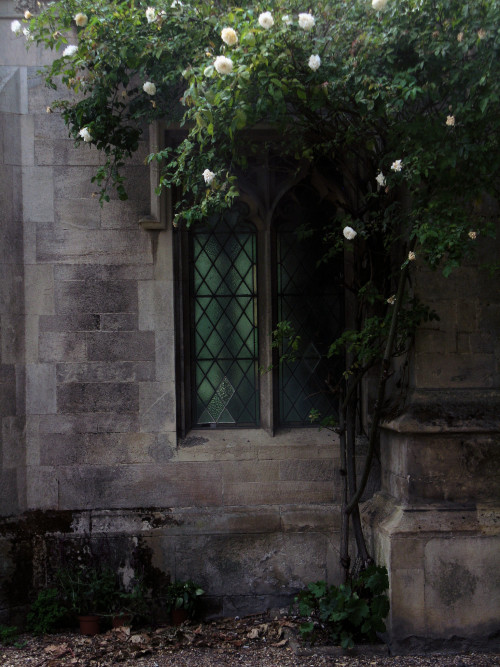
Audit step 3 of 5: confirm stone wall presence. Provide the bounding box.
[0,0,356,622]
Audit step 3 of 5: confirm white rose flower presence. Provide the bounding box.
[387,295,396,305]
[143,81,157,95]
[298,13,315,31]
[171,0,183,7]
[22,27,33,41]
[376,172,386,187]
[214,55,233,75]
[468,230,477,240]
[145,7,157,23]
[74,13,88,27]
[11,20,22,35]
[221,27,238,46]
[408,251,416,261]
[343,226,357,240]
[63,44,78,57]
[372,0,389,10]
[24,10,32,19]
[282,15,292,25]
[258,12,274,29]
[79,127,92,142]
[446,115,455,126]
[391,159,403,172]
[203,169,215,185]
[308,54,321,71]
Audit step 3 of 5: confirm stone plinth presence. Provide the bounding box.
[364,389,500,653]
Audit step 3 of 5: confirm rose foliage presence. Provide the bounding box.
[20,0,500,567]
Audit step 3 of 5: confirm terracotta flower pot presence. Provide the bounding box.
[171,608,189,626]
[112,613,133,628]
[78,615,100,636]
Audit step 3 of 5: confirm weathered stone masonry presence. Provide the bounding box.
[1,0,499,650]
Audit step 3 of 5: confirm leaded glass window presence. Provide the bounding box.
[190,210,259,427]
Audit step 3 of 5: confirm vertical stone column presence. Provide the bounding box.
[364,234,500,651]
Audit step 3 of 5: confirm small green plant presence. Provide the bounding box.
[165,580,204,617]
[26,588,70,634]
[0,624,20,646]
[114,577,150,622]
[56,565,120,616]
[295,564,390,649]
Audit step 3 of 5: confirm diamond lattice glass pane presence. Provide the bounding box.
[277,221,343,426]
[191,211,259,426]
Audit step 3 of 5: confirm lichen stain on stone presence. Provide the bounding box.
[179,435,209,448]
[434,558,478,606]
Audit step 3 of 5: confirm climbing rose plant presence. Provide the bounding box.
[19,0,500,571]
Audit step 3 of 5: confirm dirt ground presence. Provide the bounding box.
[1,613,499,667]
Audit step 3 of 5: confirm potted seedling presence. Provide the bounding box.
[166,580,204,625]
[56,565,119,635]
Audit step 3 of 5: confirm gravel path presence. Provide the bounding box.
[1,613,498,666]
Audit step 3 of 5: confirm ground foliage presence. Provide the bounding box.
[1,612,499,666]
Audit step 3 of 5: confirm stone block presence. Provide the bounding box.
[54,198,101,229]
[390,568,426,637]
[170,506,282,536]
[221,460,280,484]
[0,165,15,223]
[173,532,328,597]
[0,224,24,268]
[0,264,23,315]
[36,228,153,266]
[56,361,154,384]
[414,353,497,389]
[27,70,74,113]
[1,416,25,468]
[0,470,18,515]
[26,314,39,363]
[39,432,158,466]
[56,462,223,508]
[424,536,500,636]
[2,113,34,166]
[57,382,139,414]
[457,299,478,331]
[280,504,342,533]
[279,459,336,482]
[54,280,138,315]
[154,329,175,382]
[100,314,138,331]
[39,313,101,332]
[35,137,105,167]
[39,332,86,362]
[139,382,176,432]
[1,314,24,364]
[54,264,153,282]
[223,480,336,506]
[22,166,54,222]
[26,466,58,510]
[26,363,56,415]
[138,280,174,331]
[0,66,27,113]
[100,199,150,228]
[87,331,155,362]
[25,264,54,314]
[37,412,142,435]
[53,165,148,202]
[25,415,40,466]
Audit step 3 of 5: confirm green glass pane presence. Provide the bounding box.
[277,225,343,426]
[191,214,259,426]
